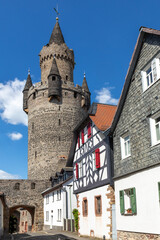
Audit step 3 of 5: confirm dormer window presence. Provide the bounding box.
[141,58,160,91]
[52,76,56,81]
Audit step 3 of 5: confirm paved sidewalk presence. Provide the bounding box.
[42,229,97,239]
[11,230,98,240]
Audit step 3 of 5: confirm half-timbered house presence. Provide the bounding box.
[67,103,117,239]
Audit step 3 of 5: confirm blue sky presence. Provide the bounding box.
[0,0,160,179]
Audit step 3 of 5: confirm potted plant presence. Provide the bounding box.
[127,208,132,214]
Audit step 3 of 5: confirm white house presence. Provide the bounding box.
[0,193,4,237]
[67,103,117,239]
[110,27,160,239]
[42,168,77,232]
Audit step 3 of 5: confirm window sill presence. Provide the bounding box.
[143,78,160,93]
[151,141,160,148]
[57,220,61,222]
[123,213,135,216]
[122,154,131,160]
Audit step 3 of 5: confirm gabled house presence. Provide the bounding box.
[110,27,160,239]
[67,103,117,239]
[42,167,77,232]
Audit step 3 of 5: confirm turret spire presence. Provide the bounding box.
[23,70,33,91]
[82,72,90,93]
[48,57,61,101]
[48,56,60,77]
[49,20,65,45]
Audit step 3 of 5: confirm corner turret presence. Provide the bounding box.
[81,73,91,110]
[48,57,61,101]
[23,71,33,113]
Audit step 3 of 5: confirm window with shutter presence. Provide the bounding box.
[130,188,137,214]
[120,187,137,215]
[87,122,91,139]
[95,148,100,169]
[81,129,84,144]
[76,163,79,179]
[141,58,160,92]
[120,190,124,215]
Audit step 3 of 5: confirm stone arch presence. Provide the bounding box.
[9,205,35,233]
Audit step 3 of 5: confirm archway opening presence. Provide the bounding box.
[9,205,35,234]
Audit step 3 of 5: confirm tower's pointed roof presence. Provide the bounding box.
[23,71,33,91]
[82,73,90,93]
[49,18,65,45]
[48,57,60,77]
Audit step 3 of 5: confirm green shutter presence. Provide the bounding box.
[120,190,124,215]
[130,188,137,214]
[158,182,160,201]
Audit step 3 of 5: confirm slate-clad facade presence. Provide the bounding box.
[111,27,160,240]
[70,103,117,239]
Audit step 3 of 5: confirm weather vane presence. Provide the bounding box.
[54,4,60,21]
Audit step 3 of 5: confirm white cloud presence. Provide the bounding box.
[95,87,119,105]
[0,170,21,179]
[8,132,23,141]
[0,78,28,126]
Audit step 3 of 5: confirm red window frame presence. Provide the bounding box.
[81,129,84,144]
[95,148,100,169]
[78,135,80,148]
[87,122,91,139]
[76,163,79,179]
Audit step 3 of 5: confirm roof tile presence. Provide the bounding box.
[90,104,117,131]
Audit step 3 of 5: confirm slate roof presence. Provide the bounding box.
[48,57,60,77]
[82,75,90,93]
[110,27,160,134]
[49,20,65,45]
[23,73,32,91]
[90,103,117,131]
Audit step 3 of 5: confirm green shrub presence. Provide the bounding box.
[72,208,79,231]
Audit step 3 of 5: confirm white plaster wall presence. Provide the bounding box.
[78,185,111,239]
[115,165,160,234]
[0,199,3,237]
[63,178,77,220]
[44,189,63,227]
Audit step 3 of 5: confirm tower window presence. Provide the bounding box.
[32,123,34,133]
[52,76,56,81]
[74,92,77,98]
[66,75,68,80]
[35,151,37,159]
[31,182,36,189]
[33,92,36,99]
[59,136,61,141]
[59,106,61,111]
[65,92,68,96]
[14,183,20,190]
[59,119,61,126]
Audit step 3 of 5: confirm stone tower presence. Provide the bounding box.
[23,17,90,180]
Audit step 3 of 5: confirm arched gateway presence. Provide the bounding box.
[0,179,50,233]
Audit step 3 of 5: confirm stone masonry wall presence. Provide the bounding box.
[0,179,50,233]
[118,231,160,240]
[113,33,160,177]
[27,81,87,180]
